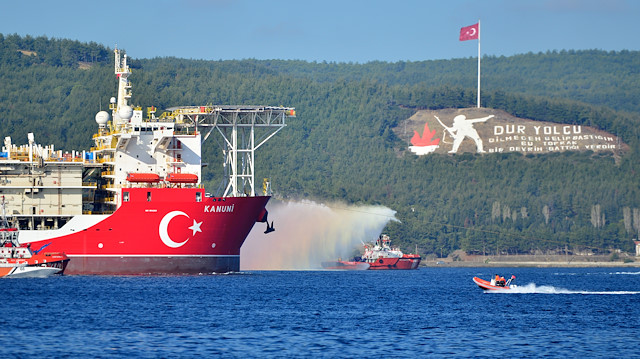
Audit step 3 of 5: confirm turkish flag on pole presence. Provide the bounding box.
[460,23,479,41]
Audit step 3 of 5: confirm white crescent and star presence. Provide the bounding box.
[159,210,203,248]
[468,28,477,36]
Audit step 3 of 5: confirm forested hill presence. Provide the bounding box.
[1,34,639,257]
[243,50,640,114]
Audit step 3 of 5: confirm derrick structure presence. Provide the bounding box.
[170,106,294,197]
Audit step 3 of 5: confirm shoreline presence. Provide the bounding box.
[421,254,640,268]
[422,261,640,268]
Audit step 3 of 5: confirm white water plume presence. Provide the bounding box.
[240,200,398,270]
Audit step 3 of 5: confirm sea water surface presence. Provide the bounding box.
[1,267,639,357]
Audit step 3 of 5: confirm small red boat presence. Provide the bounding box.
[0,228,69,278]
[0,197,69,277]
[473,275,517,291]
[321,260,370,270]
[360,235,421,270]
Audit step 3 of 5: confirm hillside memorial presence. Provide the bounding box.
[403,109,624,155]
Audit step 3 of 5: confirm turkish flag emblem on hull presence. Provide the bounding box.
[460,23,479,41]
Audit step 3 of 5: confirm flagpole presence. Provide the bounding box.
[477,19,481,108]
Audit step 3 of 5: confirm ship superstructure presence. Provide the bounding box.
[0,48,294,274]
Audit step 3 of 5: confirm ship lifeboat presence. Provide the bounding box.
[165,173,198,184]
[126,173,161,183]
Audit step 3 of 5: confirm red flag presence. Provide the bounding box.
[460,23,479,41]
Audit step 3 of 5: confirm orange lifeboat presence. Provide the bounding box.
[165,173,198,184]
[126,173,161,183]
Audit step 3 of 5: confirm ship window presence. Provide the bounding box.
[147,192,151,202]
[196,192,201,202]
[123,191,129,202]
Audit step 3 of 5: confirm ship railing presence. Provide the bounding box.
[92,132,113,139]
[173,106,214,115]
[83,210,115,215]
[90,145,116,152]
[95,157,114,164]
[0,153,89,164]
[173,128,198,136]
[53,157,85,163]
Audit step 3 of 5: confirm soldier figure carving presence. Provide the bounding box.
[435,114,494,153]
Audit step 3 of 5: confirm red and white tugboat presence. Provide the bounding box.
[360,235,421,270]
[0,199,69,278]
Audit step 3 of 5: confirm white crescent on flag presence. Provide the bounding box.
[460,23,479,41]
[159,211,203,248]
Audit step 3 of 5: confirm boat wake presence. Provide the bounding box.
[241,200,397,270]
[489,283,640,295]
[611,271,640,275]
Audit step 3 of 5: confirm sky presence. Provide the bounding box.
[0,0,638,63]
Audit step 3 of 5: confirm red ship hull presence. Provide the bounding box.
[367,255,421,270]
[20,188,270,275]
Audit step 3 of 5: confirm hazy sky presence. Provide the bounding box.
[0,0,637,63]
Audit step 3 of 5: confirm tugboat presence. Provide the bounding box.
[360,235,421,270]
[0,198,69,278]
[321,235,420,270]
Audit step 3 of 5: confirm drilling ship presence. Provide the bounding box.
[0,49,294,274]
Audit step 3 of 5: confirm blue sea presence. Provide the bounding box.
[2,267,639,358]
